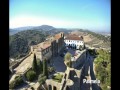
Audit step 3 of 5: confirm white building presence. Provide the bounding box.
[64,34,84,49]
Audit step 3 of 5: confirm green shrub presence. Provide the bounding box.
[52,73,63,83]
[9,80,16,89]
[38,74,46,84]
[94,49,111,90]
[26,70,36,81]
[43,58,48,78]
[64,52,72,61]
[48,66,55,73]
[9,75,23,89]
[37,60,43,74]
[66,61,72,68]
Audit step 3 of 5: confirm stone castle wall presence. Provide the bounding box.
[72,49,86,68]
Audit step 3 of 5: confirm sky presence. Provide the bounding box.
[10,0,111,32]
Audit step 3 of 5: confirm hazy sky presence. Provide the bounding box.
[10,0,111,32]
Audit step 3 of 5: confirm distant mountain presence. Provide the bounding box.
[9,25,71,35]
[33,25,55,30]
[11,26,35,31]
[9,29,19,35]
[9,25,56,35]
[96,32,111,36]
[93,30,111,36]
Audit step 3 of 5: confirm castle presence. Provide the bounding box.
[29,33,87,90]
[10,32,87,90]
[30,32,65,61]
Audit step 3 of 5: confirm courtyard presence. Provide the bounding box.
[52,47,83,72]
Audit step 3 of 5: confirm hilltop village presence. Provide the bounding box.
[9,32,101,90]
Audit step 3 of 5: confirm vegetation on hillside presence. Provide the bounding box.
[9,30,48,59]
[78,29,111,49]
[94,49,111,90]
[79,29,110,42]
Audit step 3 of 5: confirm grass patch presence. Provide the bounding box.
[52,73,63,83]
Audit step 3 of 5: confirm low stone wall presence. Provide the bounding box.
[46,79,62,90]
[10,52,32,71]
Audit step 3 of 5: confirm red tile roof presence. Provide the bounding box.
[54,34,61,39]
[65,34,83,40]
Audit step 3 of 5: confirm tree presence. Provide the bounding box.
[79,45,83,51]
[64,52,72,68]
[43,58,48,78]
[64,52,72,61]
[9,30,48,59]
[94,49,111,90]
[37,60,43,74]
[38,74,47,84]
[32,54,37,73]
[26,70,36,81]
[9,75,23,89]
[48,66,55,74]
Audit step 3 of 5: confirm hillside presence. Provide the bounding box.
[9,30,48,59]
[71,30,111,50]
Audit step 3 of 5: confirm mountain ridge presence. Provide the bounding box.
[10,25,110,35]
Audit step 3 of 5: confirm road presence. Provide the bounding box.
[79,51,100,90]
[79,51,90,90]
[88,53,100,90]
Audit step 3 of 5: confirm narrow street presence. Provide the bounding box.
[79,51,100,90]
[88,53,100,90]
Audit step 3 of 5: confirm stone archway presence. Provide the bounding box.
[53,86,57,90]
[48,85,52,90]
[66,86,70,90]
